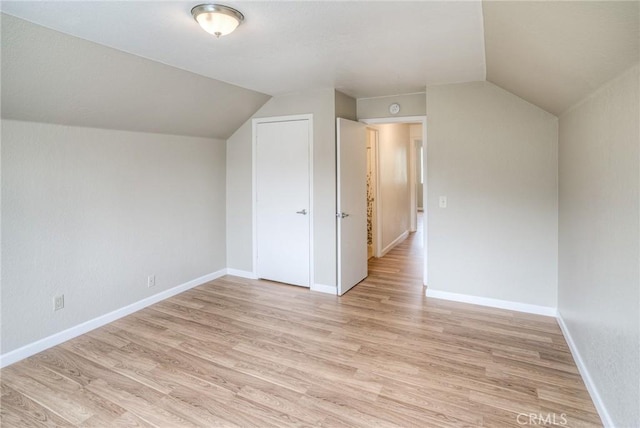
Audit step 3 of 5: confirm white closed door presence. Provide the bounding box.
[256,119,311,287]
[337,118,368,295]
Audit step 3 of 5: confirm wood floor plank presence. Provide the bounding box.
[80,410,155,428]
[0,215,602,427]
[9,360,128,424]
[1,383,75,427]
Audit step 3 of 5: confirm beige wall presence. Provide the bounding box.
[226,88,338,288]
[426,81,558,307]
[1,120,227,353]
[357,93,426,120]
[335,91,357,121]
[375,123,411,252]
[558,65,639,427]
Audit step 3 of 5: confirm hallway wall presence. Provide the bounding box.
[410,124,424,209]
[375,123,411,253]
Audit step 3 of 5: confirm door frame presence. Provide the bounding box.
[360,116,428,285]
[252,114,314,287]
[407,128,418,233]
[413,137,424,212]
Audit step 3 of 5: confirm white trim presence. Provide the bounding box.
[408,133,417,233]
[252,114,314,288]
[380,230,409,257]
[356,92,426,101]
[336,118,343,293]
[361,116,425,125]
[225,269,257,279]
[425,288,557,317]
[421,119,428,285]
[0,269,226,368]
[374,129,382,258]
[252,114,313,124]
[556,313,614,427]
[311,283,337,295]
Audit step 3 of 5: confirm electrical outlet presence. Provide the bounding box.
[54,295,64,311]
[147,275,156,288]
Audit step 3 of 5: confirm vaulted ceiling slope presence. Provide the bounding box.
[0,1,486,99]
[1,1,638,124]
[484,1,639,116]
[1,14,270,139]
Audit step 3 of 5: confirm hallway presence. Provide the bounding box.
[366,212,424,289]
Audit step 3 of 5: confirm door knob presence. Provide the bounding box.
[336,212,349,218]
[296,209,307,215]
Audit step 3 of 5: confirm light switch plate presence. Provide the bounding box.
[439,196,447,208]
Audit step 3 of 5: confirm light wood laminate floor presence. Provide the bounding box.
[1,217,601,427]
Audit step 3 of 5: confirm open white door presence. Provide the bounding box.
[337,118,368,296]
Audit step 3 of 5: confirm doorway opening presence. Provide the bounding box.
[361,116,427,286]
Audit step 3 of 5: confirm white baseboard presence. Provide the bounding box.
[556,313,613,427]
[381,230,409,257]
[311,283,337,295]
[425,288,557,317]
[225,270,331,294]
[225,268,258,279]
[0,265,615,427]
[0,269,226,368]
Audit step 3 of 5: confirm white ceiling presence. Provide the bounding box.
[484,1,640,116]
[0,1,487,99]
[1,1,638,120]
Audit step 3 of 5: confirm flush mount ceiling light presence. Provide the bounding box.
[191,4,244,38]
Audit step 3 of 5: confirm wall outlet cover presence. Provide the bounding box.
[54,295,64,311]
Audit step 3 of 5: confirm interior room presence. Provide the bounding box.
[1,1,638,427]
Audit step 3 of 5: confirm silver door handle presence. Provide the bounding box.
[296,209,307,215]
[337,212,349,218]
